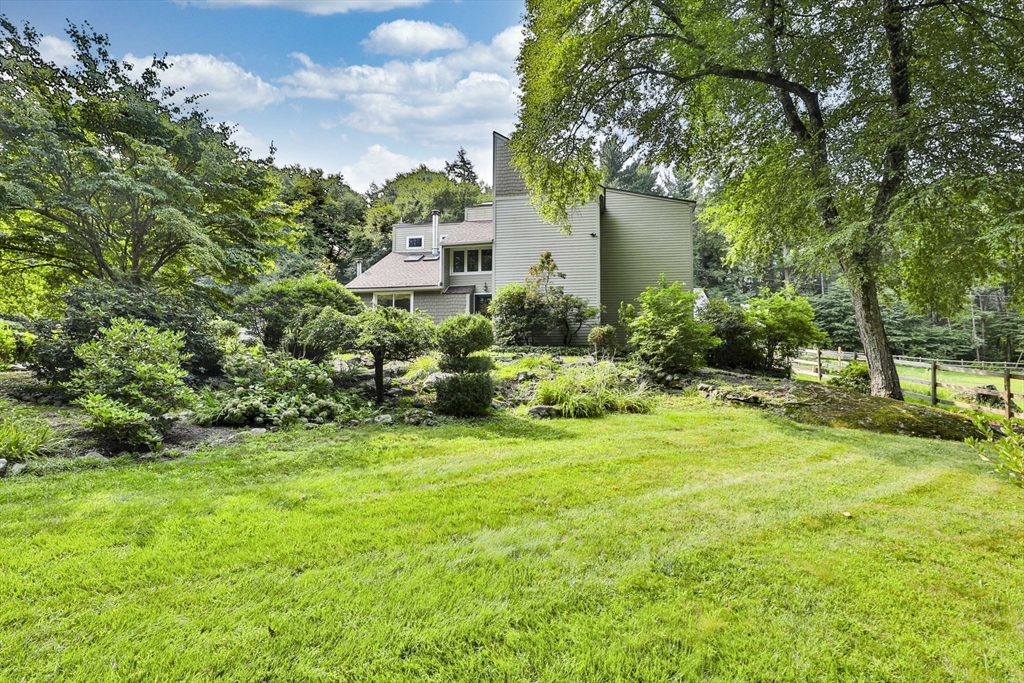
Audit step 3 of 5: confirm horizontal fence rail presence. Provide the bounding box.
[792,348,1024,420]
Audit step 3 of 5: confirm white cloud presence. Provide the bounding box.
[340,144,446,191]
[124,52,283,114]
[180,0,429,15]
[278,25,524,147]
[39,35,77,68]
[361,20,467,56]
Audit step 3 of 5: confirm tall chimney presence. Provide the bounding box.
[431,209,440,256]
[355,258,363,276]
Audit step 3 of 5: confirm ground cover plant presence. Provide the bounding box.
[1,399,1023,680]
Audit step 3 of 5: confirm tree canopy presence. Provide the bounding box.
[510,0,1024,398]
[0,20,291,289]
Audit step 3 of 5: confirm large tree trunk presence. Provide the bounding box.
[848,276,903,399]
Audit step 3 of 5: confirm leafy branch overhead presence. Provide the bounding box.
[0,20,293,286]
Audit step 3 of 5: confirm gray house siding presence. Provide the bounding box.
[464,204,493,222]
[414,291,470,322]
[493,133,528,197]
[393,225,433,253]
[444,245,493,292]
[494,196,601,345]
[600,188,695,339]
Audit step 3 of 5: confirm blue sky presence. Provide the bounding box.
[3,0,526,190]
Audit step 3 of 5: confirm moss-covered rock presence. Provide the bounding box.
[697,374,981,441]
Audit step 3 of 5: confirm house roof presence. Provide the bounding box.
[346,251,442,291]
[441,220,493,245]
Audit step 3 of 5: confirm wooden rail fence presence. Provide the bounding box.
[792,348,1024,420]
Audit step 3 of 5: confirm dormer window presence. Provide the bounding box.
[406,236,424,250]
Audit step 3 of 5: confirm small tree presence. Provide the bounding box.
[746,287,828,371]
[619,276,719,373]
[587,324,619,359]
[550,293,600,346]
[281,305,358,363]
[354,306,434,403]
[526,251,566,295]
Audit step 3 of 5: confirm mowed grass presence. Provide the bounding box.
[2,399,1023,682]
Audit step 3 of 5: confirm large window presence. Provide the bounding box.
[451,248,493,274]
[375,292,412,312]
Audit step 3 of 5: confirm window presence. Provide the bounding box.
[474,294,492,317]
[451,248,492,274]
[375,292,412,312]
[406,236,424,250]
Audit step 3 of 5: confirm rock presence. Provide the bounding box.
[11,463,26,476]
[83,450,104,460]
[515,371,538,382]
[423,372,456,389]
[249,427,267,435]
[528,405,561,419]
[374,414,393,424]
[387,387,402,397]
[0,458,7,478]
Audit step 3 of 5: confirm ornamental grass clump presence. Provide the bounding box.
[533,362,656,418]
[0,405,65,462]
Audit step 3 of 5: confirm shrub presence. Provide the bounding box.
[828,362,871,394]
[26,281,222,384]
[587,325,619,357]
[65,318,195,418]
[436,314,494,359]
[967,416,1024,487]
[0,407,65,462]
[619,276,719,373]
[434,314,494,415]
[404,354,441,383]
[354,306,435,403]
[78,393,163,451]
[281,305,358,363]
[533,362,656,418]
[698,299,764,371]
[434,373,495,417]
[223,350,335,396]
[747,287,828,371]
[234,274,363,351]
[491,282,547,346]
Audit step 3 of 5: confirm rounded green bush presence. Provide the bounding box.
[435,373,494,417]
[436,314,494,359]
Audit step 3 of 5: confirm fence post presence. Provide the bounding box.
[837,347,843,370]
[1006,368,1013,420]
[930,361,938,407]
[816,348,822,382]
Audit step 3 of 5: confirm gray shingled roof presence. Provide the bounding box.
[346,251,443,291]
[439,220,493,245]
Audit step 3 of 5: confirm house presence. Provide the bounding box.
[346,133,696,343]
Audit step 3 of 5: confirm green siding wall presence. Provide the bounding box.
[494,196,601,345]
[600,189,695,339]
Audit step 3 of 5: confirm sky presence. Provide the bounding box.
[2,0,527,191]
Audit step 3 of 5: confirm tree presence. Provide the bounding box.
[353,306,434,403]
[444,147,481,187]
[746,288,828,371]
[510,0,1024,398]
[365,164,490,228]
[550,293,600,346]
[599,134,659,194]
[234,274,363,352]
[0,20,290,288]
[273,166,367,280]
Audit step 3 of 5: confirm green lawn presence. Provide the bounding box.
[2,399,1023,681]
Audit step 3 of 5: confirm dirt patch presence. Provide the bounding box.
[696,371,981,441]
